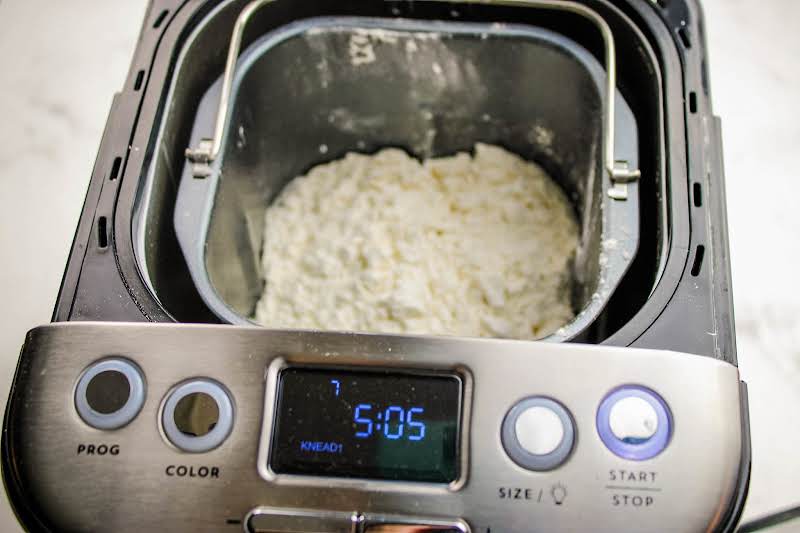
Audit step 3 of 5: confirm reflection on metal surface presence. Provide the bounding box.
[365,525,464,532]
[85,370,130,414]
[3,323,745,532]
[245,507,358,533]
[173,392,219,437]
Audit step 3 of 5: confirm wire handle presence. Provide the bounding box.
[185,0,641,199]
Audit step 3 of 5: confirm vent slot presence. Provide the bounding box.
[689,91,698,113]
[693,182,703,207]
[134,70,145,91]
[678,27,692,49]
[97,217,109,249]
[690,245,705,277]
[109,156,122,181]
[153,9,169,28]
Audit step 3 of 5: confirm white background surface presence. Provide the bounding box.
[0,0,798,530]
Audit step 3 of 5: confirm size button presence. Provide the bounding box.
[516,406,564,455]
[502,397,575,471]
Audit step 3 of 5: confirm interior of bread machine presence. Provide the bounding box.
[136,0,668,344]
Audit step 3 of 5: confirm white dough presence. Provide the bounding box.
[253,143,578,340]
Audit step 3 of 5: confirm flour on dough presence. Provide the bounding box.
[253,143,578,340]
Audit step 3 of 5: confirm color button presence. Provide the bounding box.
[162,378,234,453]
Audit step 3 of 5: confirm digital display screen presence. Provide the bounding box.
[270,368,462,483]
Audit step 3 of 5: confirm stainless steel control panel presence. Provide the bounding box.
[3,323,747,532]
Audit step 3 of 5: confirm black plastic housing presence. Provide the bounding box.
[51,0,737,364]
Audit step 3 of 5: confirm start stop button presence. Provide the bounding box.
[609,396,659,443]
[597,385,672,460]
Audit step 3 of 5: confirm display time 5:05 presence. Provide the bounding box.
[353,404,426,441]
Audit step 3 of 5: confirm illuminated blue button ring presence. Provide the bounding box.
[75,358,146,430]
[501,397,576,472]
[596,385,672,461]
[162,379,234,453]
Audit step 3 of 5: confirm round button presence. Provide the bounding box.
[597,385,671,460]
[162,379,234,453]
[502,397,575,471]
[609,396,658,443]
[75,358,146,430]
[516,406,565,455]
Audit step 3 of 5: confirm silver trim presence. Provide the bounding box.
[362,513,470,532]
[244,506,360,533]
[8,323,745,532]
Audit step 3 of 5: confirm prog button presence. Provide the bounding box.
[75,358,146,430]
[502,397,575,471]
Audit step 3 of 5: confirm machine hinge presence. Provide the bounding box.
[608,160,641,200]
[185,138,214,178]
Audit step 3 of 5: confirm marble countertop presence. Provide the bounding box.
[0,0,797,530]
